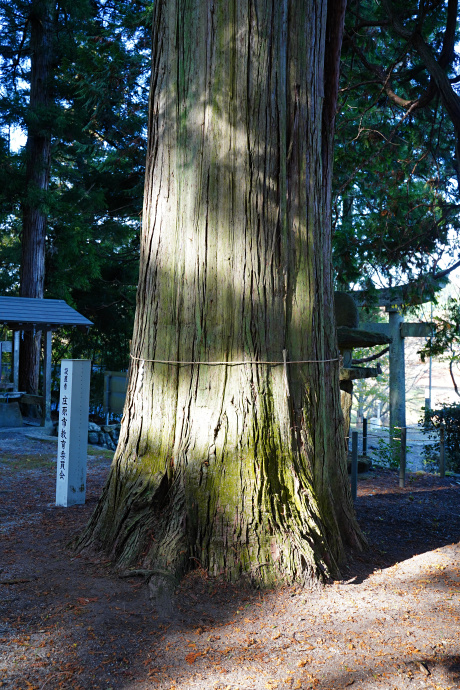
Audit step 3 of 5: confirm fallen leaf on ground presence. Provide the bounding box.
[418,661,430,675]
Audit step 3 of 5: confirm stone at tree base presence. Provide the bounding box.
[148,575,177,622]
[102,433,116,450]
[102,425,120,442]
[347,457,372,474]
[39,418,120,449]
[0,402,23,428]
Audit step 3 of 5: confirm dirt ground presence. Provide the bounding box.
[0,428,459,690]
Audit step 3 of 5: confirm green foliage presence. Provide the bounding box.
[418,295,460,396]
[419,296,460,359]
[372,431,406,470]
[333,0,460,290]
[0,0,151,372]
[420,402,460,472]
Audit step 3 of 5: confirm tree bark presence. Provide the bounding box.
[19,0,54,394]
[78,0,364,588]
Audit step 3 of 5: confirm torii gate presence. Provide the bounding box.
[361,311,431,432]
[352,278,437,433]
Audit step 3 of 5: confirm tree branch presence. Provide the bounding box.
[353,347,390,364]
[382,0,460,187]
[337,100,420,196]
[437,0,457,68]
[429,258,460,281]
[449,359,460,397]
[346,32,416,109]
[351,261,460,307]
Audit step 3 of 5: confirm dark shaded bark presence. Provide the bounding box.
[323,0,347,216]
[19,0,54,394]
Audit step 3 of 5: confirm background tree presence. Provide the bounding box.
[78,0,365,589]
[333,0,460,292]
[17,0,54,393]
[0,0,151,390]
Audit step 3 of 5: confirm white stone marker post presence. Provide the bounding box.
[56,359,91,507]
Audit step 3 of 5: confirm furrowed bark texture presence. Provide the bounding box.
[19,0,53,394]
[79,0,364,587]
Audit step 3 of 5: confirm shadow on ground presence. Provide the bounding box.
[1,440,459,689]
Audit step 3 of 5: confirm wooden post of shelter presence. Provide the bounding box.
[42,329,53,429]
[388,308,406,434]
[13,331,20,392]
[399,427,407,488]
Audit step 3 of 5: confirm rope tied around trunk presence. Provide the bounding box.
[130,351,340,400]
[129,353,340,366]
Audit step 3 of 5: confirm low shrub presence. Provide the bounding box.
[372,430,407,470]
[419,402,460,473]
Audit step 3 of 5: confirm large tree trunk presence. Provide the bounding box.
[19,0,54,394]
[79,0,364,588]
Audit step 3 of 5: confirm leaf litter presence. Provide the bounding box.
[0,432,459,689]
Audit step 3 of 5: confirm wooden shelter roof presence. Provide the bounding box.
[0,297,92,331]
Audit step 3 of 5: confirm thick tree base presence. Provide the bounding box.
[76,443,365,594]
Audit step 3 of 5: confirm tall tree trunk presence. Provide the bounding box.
[19,0,54,394]
[79,0,364,588]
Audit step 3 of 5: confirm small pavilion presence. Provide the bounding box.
[0,297,92,428]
